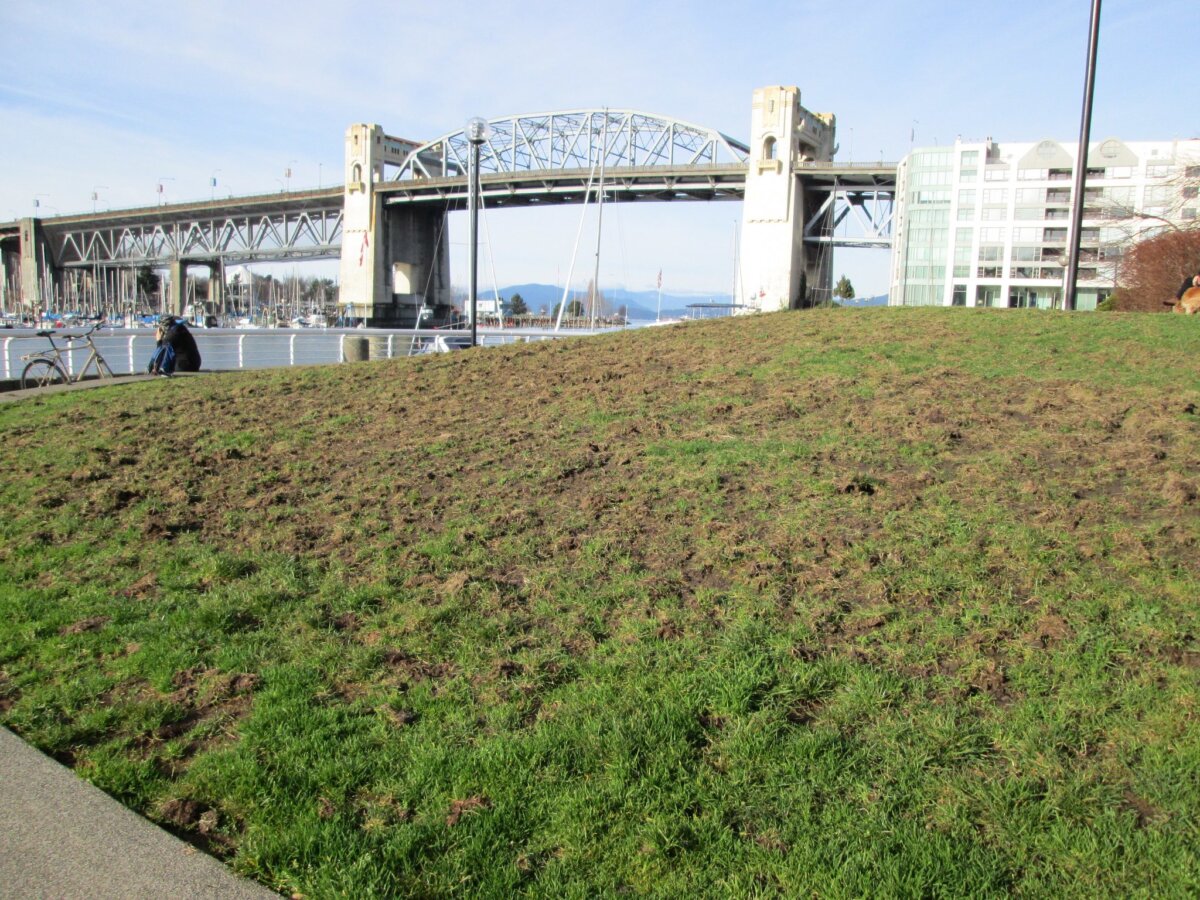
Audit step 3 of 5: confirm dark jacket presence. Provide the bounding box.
[1177,275,1200,300]
[161,319,201,372]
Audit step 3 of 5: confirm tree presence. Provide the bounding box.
[834,275,855,300]
[552,298,585,319]
[508,293,529,316]
[1113,227,1200,312]
[136,266,160,305]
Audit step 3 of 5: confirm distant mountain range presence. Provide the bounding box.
[477,283,887,318]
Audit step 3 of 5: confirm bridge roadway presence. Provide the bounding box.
[0,162,895,270]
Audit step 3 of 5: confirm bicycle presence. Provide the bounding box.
[20,322,116,390]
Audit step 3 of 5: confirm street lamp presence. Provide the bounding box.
[466,116,490,348]
[1064,0,1103,312]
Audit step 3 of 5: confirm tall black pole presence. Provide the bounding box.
[1064,0,1102,312]
[468,141,479,347]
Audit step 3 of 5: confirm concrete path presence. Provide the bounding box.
[0,372,198,404]
[0,727,278,899]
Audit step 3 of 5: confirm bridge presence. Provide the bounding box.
[0,86,897,325]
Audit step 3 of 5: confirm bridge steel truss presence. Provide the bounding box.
[41,190,345,269]
[392,109,751,182]
[384,110,894,246]
[798,167,896,249]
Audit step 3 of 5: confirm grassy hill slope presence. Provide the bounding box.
[1,308,1199,897]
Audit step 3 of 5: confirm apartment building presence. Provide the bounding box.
[888,137,1200,310]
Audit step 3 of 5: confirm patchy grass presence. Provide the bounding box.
[1,307,1199,897]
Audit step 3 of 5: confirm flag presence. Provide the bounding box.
[358,231,369,267]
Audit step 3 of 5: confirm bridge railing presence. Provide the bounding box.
[0,327,599,382]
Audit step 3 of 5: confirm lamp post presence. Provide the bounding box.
[210,171,221,201]
[466,116,490,348]
[1064,0,1103,312]
[91,186,108,213]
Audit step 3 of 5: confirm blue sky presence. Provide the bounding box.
[2,0,1197,297]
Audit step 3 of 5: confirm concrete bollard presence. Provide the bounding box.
[342,336,370,363]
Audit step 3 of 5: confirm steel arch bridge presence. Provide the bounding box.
[392,109,752,181]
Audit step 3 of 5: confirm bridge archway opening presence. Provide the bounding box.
[442,199,747,323]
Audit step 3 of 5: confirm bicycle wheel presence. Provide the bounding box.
[21,358,69,390]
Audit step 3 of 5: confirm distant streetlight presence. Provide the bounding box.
[466,116,490,348]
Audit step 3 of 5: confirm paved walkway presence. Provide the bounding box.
[0,372,198,403]
[0,727,277,899]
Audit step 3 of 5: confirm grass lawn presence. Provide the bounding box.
[1,307,1199,897]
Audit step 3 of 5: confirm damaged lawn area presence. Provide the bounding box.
[1,307,1199,897]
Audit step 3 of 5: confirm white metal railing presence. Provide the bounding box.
[1,326,615,382]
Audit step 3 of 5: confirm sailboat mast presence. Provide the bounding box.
[589,110,607,330]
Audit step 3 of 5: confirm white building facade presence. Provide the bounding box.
[889,138,1200,310]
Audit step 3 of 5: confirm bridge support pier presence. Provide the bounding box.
[18,218,58,314]
[167,259,185,317]
[738,86,836,312]
[206,262,223,320]
[338,124,450,327]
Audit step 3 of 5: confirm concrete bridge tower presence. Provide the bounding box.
[337,124,451,326]
[738,86,836,311]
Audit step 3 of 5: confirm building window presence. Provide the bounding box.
[952,285,967,306]
[983,188,1008,204]
[984,166,1010,181]
[976,285,1004,307]
[762,136,777,160]
[980,227,1007,242]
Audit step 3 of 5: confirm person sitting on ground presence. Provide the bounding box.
[149,316,202,374]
